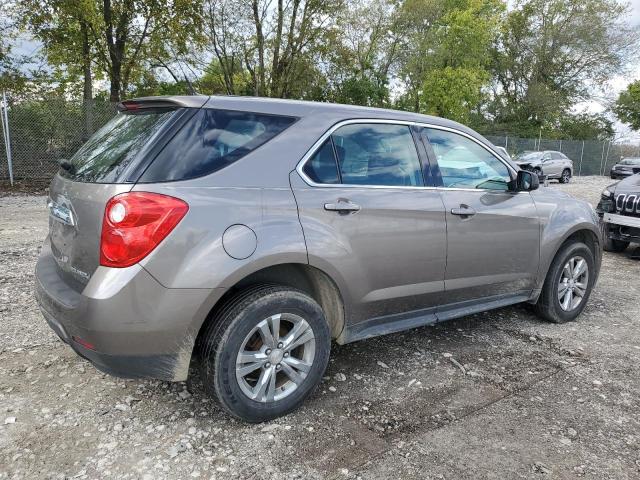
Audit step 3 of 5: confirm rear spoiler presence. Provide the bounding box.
[117,95,209,112]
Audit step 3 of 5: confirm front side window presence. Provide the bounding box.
[330,123,424,187]
[424,128,511,191]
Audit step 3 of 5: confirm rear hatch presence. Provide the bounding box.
[47,99,202,291]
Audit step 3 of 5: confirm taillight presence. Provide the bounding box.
[100,192,188,268]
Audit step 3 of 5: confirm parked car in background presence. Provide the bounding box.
[514,150,574,183]
[609,157,640,179]
[597,174,640,252]
[36,96,602,422]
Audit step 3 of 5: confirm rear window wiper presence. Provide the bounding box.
[56,158,76,174]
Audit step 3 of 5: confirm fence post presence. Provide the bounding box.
[505,136,508,149]
[603,140,612,176]
[598,141,607,176]
[578,141,584,177]
[1,90,13,186]
[559,139,562,152]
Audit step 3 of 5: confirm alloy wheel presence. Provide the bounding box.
[557,255,589,311]
[235,313,316,403]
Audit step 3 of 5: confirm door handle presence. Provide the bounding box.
[451,205,476,217]
[324,201,361,213]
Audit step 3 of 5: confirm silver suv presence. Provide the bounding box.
[514,150,574,183]
[36,96,602,422]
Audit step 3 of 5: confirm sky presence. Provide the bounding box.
[590,0,640,143]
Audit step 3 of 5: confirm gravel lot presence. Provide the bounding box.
[1,176,639,479]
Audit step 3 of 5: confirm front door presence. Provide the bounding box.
[291,122,447,326]
[420,127,540,306]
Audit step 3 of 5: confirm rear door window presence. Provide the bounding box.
[302,139,340,184]
[331,124,424,187]
[63,110,176,183]
[141,109,297,182]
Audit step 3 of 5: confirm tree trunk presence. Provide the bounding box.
[80,21,94,139]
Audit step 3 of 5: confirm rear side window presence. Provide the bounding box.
[302,139,340,184]
[64,110,176,183]
[141,109,296,182]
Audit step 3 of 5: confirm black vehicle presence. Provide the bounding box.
[597,174,640,252]
[609,157,640,179]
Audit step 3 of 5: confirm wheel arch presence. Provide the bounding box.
[191,262,347,361]
[532,224,601,303]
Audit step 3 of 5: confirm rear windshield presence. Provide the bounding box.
[620,158,640,165]
[62,110,176,183]
[140,109,297,182]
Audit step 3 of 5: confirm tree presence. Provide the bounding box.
[200,0,342,98]
[490,0,639,136]
[418,0,503,123]
[20,0,203,102]
[614,80,640,131]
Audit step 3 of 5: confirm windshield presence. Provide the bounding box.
[619,158,640,166]
[515,152,543,162]
[62,109,176,183]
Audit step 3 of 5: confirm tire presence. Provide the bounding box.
[603,236,629,252]
[534,241,595,323]
[559,169,571,184]
[198,284,330,422]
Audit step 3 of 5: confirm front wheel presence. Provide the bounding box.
[534,242,595,323]
[559,169,571,183]
[198,285,331,422]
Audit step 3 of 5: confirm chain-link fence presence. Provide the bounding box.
[0,98,117,185]
[1,96,640,186]
[485,135,640,177]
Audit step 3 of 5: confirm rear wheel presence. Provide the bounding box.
[198,285,330,422]
[534,242,595,323]
[559,169,571,183]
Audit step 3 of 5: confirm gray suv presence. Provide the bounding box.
[514,150,574,183]
[36,96,602,422]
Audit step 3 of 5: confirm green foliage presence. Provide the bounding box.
[421,67,489,123]
[489,0,638,136]
[614,80,640,131]
[5,0,639,142]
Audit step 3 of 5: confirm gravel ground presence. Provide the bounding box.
[1,176,639,479]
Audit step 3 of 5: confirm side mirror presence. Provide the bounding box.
[516,170,539,191]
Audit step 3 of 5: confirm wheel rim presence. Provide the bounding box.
[235,313,316,403]
[557,256,589,311]
[563,171,570,182]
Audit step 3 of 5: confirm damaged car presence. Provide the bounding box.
[597,173,640,252]
[36,96,602,422]
[514,150,573,183]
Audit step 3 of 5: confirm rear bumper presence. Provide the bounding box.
[35,239,222,381]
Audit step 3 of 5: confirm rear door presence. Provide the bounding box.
[419,127,540,308]
[291,121,447,325]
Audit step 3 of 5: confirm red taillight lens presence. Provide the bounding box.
[100,192,189,268]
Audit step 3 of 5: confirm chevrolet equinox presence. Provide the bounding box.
[36,96,602,422]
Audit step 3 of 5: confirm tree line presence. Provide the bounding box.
[1,0,639,140]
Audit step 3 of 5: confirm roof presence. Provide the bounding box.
[126,94,468,131]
